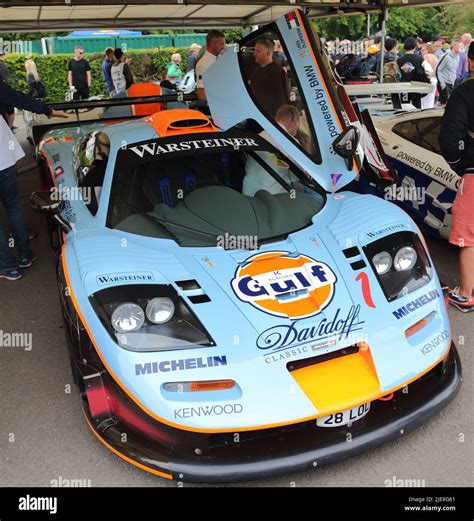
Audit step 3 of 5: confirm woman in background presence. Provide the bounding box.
[25,59,47,99]
[421,44,439,109]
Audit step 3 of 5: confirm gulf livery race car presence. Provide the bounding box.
[31,10,461,482]
[370,109,459,240]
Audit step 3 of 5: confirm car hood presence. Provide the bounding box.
[65,194,451,431]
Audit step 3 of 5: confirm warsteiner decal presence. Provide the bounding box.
[231,251,337,320]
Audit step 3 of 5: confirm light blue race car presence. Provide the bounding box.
[31,10,461,482]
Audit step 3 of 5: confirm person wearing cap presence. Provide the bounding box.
[67,46,91,101]
[186,44,201,74]
[440,41,474,312]
[111,48,134,95]
[0,82,67,280]
[166,53,183,83]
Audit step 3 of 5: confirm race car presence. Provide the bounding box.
[31,10,461,482]
[364,109,459,240]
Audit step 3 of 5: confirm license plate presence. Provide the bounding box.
[316,402,371,428]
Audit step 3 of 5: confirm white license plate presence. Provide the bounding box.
[316,402,371,428]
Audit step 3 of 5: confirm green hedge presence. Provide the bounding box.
[4,47,189,102]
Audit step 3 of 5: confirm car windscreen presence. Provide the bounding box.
[106,130,325,248]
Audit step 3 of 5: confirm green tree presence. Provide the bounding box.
[440,4,474,37]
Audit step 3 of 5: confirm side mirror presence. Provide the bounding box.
[30,191,72,234]
[30,191,64,215]
[331,125,360,170]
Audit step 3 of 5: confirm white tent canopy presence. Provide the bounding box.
[0,0,467,31]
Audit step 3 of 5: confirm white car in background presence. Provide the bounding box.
[368,108,460,240]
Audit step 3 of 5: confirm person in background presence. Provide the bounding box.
[420,44,438,109]
[25,59,47,99]
[374,37,398,78]
[0,82,67,281]
[436,38,462,106]
[111,48,134,94]
[440,41,474,312]
[273,40,286,69]
[433,39,446,60]
[248,38,290,118]
[275,104,300,141]
[456,33,473,83]
[67,46,91,100]
[397,37,426,108]
[102,47,115,95]
[196,30,225,102]
[415,37,424,56]
[0,49,7,83]
[0,49,15,129]
[166,53,183,83]
[185,43,201,73]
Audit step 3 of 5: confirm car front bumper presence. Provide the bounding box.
[81,343,461,483]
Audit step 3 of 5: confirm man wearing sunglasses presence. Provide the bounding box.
[67,46,91,101]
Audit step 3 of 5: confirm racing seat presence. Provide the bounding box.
[142,162,198,208]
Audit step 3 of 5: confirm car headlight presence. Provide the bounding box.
[111,303,145,333]
[372,251,392,275]
[146,297,175,324]
[364,231,432,301]
[90,285,214,352]
[394,246,417,271]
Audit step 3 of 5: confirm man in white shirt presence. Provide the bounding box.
[0,81,66,280]
[195,30,225,102]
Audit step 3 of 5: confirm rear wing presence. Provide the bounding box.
[33,92,197,145]
[345,81,432,110]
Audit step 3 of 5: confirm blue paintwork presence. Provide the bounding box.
[39,9,451,432]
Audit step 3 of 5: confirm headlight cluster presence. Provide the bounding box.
[372,246,417,275]
[364,231,432,301]
[90,285,214,352]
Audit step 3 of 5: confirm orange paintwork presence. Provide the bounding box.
[83,410,173,479]
[145,108,218,137]
[189,380,235,392]
[291,345,381,413]
[128,82,164,116]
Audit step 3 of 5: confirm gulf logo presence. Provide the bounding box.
[231,251,337,320]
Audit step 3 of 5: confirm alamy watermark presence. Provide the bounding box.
[0,330,32,351]
[385,475,426,487]
[50,186,92,206]
[50,475,92,487]
[384,185,426,205]
[0,38,33,55]
[216,233,258,250]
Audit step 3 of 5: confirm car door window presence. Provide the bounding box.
[392,117,441,154]
[239,28,319,161]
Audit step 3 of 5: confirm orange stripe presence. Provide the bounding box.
[62,245,452,431]
[294,10,359,175]
[41,151,57,188]
[83,410,173,479]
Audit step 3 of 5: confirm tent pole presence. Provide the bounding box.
[379,7,388,84]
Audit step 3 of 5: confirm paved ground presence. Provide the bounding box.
[0,120,472,488]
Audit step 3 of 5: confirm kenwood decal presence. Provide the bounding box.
[392,290,440,320]
[420,329,449,355]
[135,355,227,376]
[174,403,243,419]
